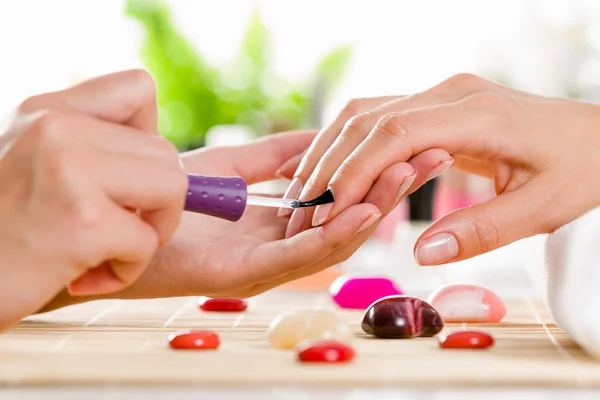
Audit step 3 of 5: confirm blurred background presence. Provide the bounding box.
[2,0,600,295]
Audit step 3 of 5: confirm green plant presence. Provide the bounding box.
[125,0,352,150]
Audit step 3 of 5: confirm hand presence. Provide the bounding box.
[38,129,451,312]
[0,70,186,329]
[287,73,600,265]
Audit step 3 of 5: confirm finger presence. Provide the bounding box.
[324,95,509,227]
[20,69,158,132]
[298,152,455,268]
[358,162,416,215]
[67,207,159,296]
[275,149,307,180]
[239,203,381,286]
[453,155,495,178]
[96,154,187,246]
[27,108,174,162]
[403,149,454,196]
[278,96,402,217]
[293,87,504,232]
[245,148,475,293]
[413,175,556,265]
[182,130,318,184]
[45,112,186,245]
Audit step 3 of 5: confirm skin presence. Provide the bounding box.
[285,73,600,266]
[1,70,452,328]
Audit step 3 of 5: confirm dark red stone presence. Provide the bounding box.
[361,295,443,338]
[199,298,247,312]
[168,330,220,350]
[438,330,494,349]
[296,340,355,363]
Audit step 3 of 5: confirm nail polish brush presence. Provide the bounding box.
[184,174,334,221]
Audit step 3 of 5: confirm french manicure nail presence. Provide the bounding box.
[278,177,303,217]
[285,208,306,238]
[397,171,417,199]
[425,159,454,181]
[312,203,333,227]
[414,232,459,265]
[357,212,381,233]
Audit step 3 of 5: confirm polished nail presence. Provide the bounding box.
[414,233,459,265]
[357,213,381,233]
[285,208,306,238]
[278,177,303,217]
[312,203,334,227]
[397,172,417,199]
[425,159,454,181]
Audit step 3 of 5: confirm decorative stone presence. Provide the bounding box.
[296,340,355,363]
[438,330,494,349]
[426,284,506,323]
[361,295,444,338]
[168,329,220,350]
[329,274,403,309]
[199,297,247,312]
[268,310,353,349]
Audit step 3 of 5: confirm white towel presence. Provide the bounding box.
[544,205,600,359]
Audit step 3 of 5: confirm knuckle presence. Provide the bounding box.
[469,214,500,253]
[343,112,374,134]
[149,137,181,165]
[128,68,157,94]
[155,137,179,157]
[17,94,51,114]
[71,201,104,232]
[463,91,507,111]
[339,98,367,119]
[26,110,68,145]
[373,113,410,141]
[443,72,482,89]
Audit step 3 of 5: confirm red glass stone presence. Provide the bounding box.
[438,330,494,349]
[296,340,355,363]
[199,298,247,312]
[168,330,220,350]
[361,295,444,338]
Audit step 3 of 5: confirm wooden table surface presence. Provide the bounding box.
[2,289,600,389]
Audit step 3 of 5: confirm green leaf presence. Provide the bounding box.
[316,44,353,99]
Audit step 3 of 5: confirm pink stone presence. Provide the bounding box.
[329,275,403,310]
[426,284,506,323]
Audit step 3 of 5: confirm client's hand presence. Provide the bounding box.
[286,73,600,265]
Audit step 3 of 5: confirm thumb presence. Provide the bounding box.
[414,177,556,265]
[184,130,318,184]
[20,69,158,132]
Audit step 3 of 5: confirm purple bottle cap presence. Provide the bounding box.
[185,174,247,222]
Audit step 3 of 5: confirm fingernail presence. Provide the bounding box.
[397,171,417,199]
[312,203,334,227]
[285,208,306,238]
[278,178,303,217]
[276,150,307,178]
[414,232,459,265]
[357,212,381,233]
[425,158,454,181]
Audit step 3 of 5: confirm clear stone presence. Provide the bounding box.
[267,310,353,349]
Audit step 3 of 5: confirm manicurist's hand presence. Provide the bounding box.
[39,129,452,312]
[0,70,187,329]
[287,73,600,265]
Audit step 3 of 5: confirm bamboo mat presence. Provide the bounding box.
[1,290,600,388]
